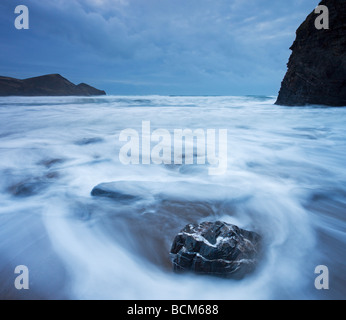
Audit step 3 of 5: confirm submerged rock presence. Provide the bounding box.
[170,221,261,279]
[91,184,141,203]
[7,174,58,197]
[75,137,104,146]
[90,181,237,203]
[276,0,346,106]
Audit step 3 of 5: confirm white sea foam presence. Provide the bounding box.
[0,95,345,299]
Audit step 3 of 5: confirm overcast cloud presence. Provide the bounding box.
[0,0,319,95]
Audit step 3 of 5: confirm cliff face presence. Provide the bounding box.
[276,0,346,106]
[0,74,106,97]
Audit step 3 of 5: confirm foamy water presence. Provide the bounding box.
[0,95,345,299]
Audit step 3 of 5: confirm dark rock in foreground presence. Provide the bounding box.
[0,74,106,97]
[170,221,261,279]
[276,0,346,106]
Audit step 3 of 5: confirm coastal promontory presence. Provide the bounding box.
[0,74,106,97]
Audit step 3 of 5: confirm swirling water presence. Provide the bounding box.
[0,95,345,300]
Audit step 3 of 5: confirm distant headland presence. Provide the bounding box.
[0,74,106,97]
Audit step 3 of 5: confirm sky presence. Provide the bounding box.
[0,0,319,95]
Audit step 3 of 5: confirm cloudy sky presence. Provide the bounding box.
[0,0,319,95]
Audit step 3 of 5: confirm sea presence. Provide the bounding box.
[0,95,345,300]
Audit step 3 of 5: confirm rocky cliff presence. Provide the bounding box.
[0,74,106,97]
[276,0,346,106]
